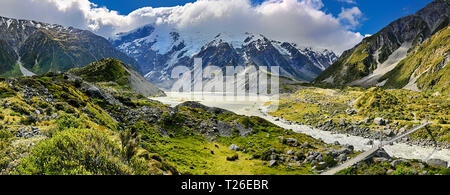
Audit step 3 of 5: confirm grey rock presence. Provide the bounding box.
[337,145,354,155]
[302,142,312,148]
[229,144,240,151]
[387,170,395,175]
[384,129,394,137]
[315,162,328,170]
[286,150,295,155]
[337,153,347,162]
[269,160,277,167]
[346,109,357,115]
[391,159,407,167]
[284,138,299,147]
[373,157,389,163]
[270,154,278,160]
[427,159,448,168]
[364,117,371,124]
[374,118,386,126]
[373,148,392,159]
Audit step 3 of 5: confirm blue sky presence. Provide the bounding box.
[90,0,433,35]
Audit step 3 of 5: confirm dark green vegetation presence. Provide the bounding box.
[315,0,449,94]
[0,16,139,77]
[337,158,450,175]
[0,39,19,77]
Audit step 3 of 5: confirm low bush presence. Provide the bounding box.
[14,128,132,175]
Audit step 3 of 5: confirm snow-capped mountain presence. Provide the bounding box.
[0,16,139,77]
[111,24,338,89]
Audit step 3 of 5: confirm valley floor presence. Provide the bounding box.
[151,91,450,163]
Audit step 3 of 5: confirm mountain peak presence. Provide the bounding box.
[112,25,338,88]
[0,15,140,76]
[314,0,449,94]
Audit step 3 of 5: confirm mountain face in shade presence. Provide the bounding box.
[0,16,140,77]
[111,27,338,89]
[314,0,449,93]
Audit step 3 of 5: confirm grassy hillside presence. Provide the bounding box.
[68,58,130,87]
[0,73,338,175]
[381,26,449,94]
[269,87,450,144]
[68,58,164,97]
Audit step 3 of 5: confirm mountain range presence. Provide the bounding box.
[111,28,338,89]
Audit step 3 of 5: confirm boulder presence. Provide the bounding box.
[365,140,374,145]
[337,153,347,162]
[270,154,278,160]
[374,118,386,126]
[269,160,278,167]
[383,130,394,137]
[337,145,354,155]
[302,142,312,148]
[284,138,299,147]
[373,148,391,159]
[427,159,448,168]
[229,144,240,151]
[339,119,346,126]
[391,159,408,167]
[315,162,328,170]
[364,117,371,124]
[346,109,357,115]
[373,157,389,163]
[286,150,295,155]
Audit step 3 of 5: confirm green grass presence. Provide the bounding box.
[68,58,130,87]
[382,26,450,94]
[336,159,450,175]
[269,87,450,143]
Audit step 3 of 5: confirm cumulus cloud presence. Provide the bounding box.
[338,7,363,29]
[0,0,364,54]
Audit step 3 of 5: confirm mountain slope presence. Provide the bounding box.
[0,16,140,77]
[68,58,165,97]
[315,0,449,88]
[382,26,449,94]
[112,28,337,89]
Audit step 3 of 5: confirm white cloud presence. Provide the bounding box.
[338,7,363,29]
[0,0,364,54]
[337,0,357,4]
